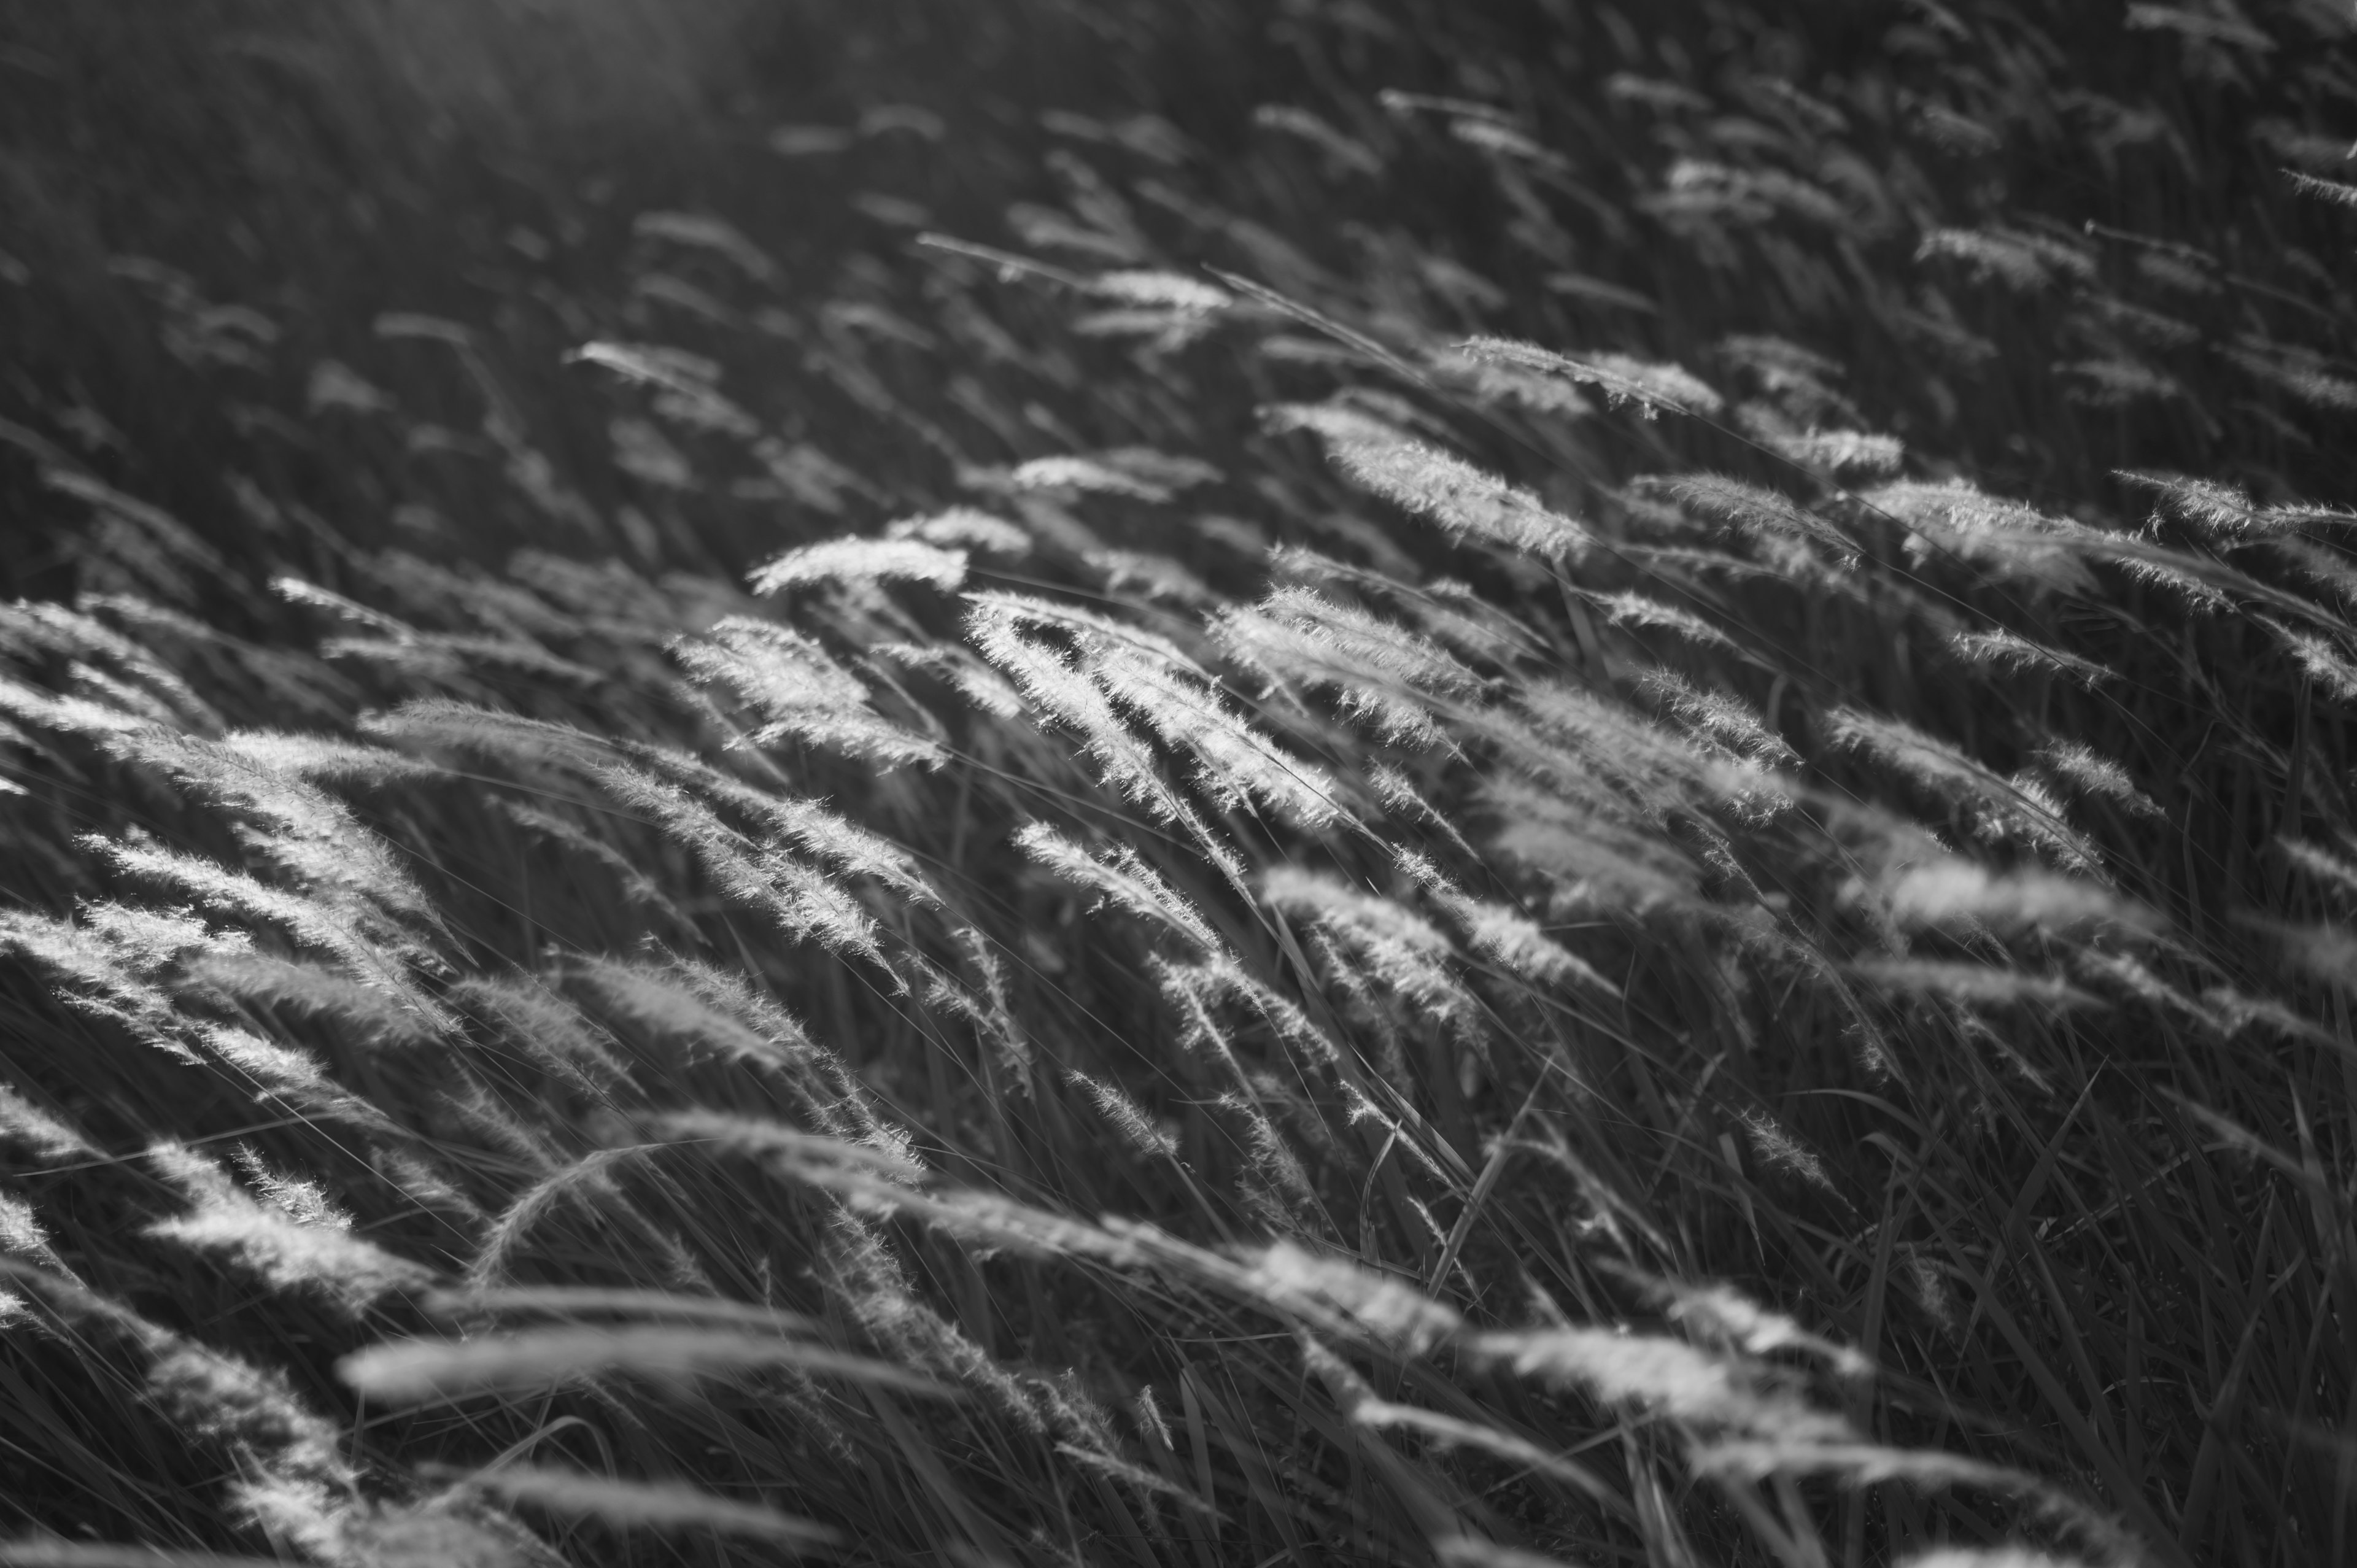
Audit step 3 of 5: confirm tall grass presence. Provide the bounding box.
[1,0,2353,1564]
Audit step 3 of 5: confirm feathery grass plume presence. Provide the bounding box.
[356,549,579,643]
[1064,1070,1181,1160]
[323,1500,560,1568]
[0,1192,64,1278]
[2091,545,2237,617]
[1916,226,2094,292]
[634,209,776,280]
[1866,480,2103,596]
[658,761,938,905]
[1212,587,1481,749]
[189,948,449,1049]
[359,698,620,778]
[2247,918,2357,993]
[749,535,969,596]
[1082,635,1347,829]
[76,595,354,727]
[884,505,1032,558]
[1438,889,1615,994]
[212,730,436,784]
[1686,1439,2031,1489]
[2284,167,2357,208]
[1884,859,2154,937]
[2278,836,2357,901]
[1255,102,1384,175]
[1458,336,1724,417]
[1829,708,2102,869]
[570,959,858,1127]
[340,1325,948,1406]
[1736,1111,1843,1197]
[1015,822,1219,952]
[0,905,221,1049]
[196,1022,398,1134]
[1427,344,1596,417]
[144,1143,433,1314]
[0,1261,357,1549]
[1261,866,1476,1032]
[1089,446,1225,494]
[2224,334,2357,413]
[1640,1278,1870,1375]
[671,617,943,768]
[1271,551,1544,667]
[1946,628,2115,686]
[1848,959,2100,1010]
[0,1084,93,1162]
[1589,589,1740,652]
[1637,670,1798,769]
[1466,1324,1852,1439]
[1009,454,1174,502]
[323,623,605,687]
[873,638,1028,719]
[2271,535,2357,612]
[1150,958,1364,1195]
[2118,469,2270,538]
[565,337,724,394]
[1088,547,1214,606]
[2068,951,2216,1032]
[1482,778,1705,913]
[1394,843,1609,988]
[466,1467,840,1549]
[82,835,391,978]
[1751,422,1906,479]
[0,672,171,740]
[1161,952,1356,1078]
[596,766,888,967]
[1260,398,1417,452]
[104,728,443,936]
[965,595,1191,811]
[1369,763,1478,854]
[801,1160,1147,1266]
[0,601,222,731]
[1655,473,1858,565]
[967,587,1208,673]
[969,592,1318,852]
[1321,434,1592,560]
[1512,679,1780,819]
[1080,267,1231,314]
[1055,1435,1213,1521]
[571,342,760,438]
[2273,622,2357,703]
[271,574,425,643]
[813,1221,1046,1440]
[656,1110,926,1184]
[449,976,633,1095]
[1239,1242,1463,1353]
[2029,740,2165,821]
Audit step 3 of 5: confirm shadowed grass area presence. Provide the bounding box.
[0,2,2353,1566]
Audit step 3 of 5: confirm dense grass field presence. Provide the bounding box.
[3,1,2356,1563]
